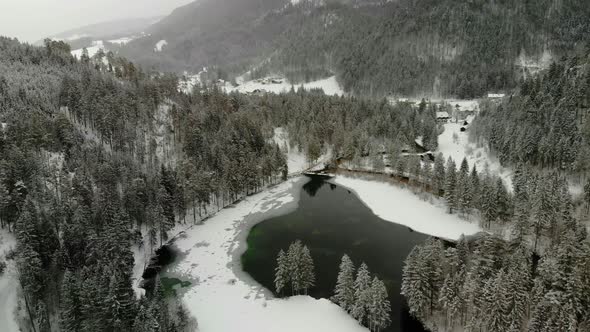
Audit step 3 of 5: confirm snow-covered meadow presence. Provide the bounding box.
[226,75,344,96]
[209,75,344,96]
[71,40,105,58]
[437,115,514,190]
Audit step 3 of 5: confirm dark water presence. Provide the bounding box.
[242,176,429,332]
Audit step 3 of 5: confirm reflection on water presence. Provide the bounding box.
[242,176,429,332]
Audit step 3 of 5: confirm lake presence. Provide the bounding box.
[242,175,429,332]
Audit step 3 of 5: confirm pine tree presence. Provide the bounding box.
[444,157,458,213]
[456,158,471,213]
[299,245,315,294]
[368,277,391,332]
[60,270,82,332]
[351,262,372,324]
[401,246,430,320]
[469,165,480,209]
[332,254,356,313]
[275,249,288,295]
[287,240,303,294]
[432,153,445,196]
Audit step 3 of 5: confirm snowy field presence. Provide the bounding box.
[154,40,168,52]
[0,229,18,332]
[170,178,368,332]
[272,127,332,175]
[225,76,345,96]
[71,40,105,58]
[438,118,514,190]
[272,128,309,174]
[333,176,482,241]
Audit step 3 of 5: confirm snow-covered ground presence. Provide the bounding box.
[154,40,167,52]
[108,36,135,45]
[170,178,367,332]
[225,76,344,96]
[272,127,332,175]
[272,128,308,174]
[333,176,482,241]
[71,40,105,58]
[0,229,19,332]
[438,118,514,190]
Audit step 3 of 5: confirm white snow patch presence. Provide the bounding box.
[272,128,309,175]
[225,76,344,96]
[52,33,89,41]
[71,40,105,58]
[154,40,167,52]
[437,119,513,190]
[333,176,482,241]
[178,68,208,94]
[108,36,135,45]
[171,178,367,332]
[0,229,19,332]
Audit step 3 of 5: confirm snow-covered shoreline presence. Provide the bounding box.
[166,171,484,331]
[333,175,482,241]
[169,177,368,332]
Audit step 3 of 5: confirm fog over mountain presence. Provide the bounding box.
[0,0,192,42]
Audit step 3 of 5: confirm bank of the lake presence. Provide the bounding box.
[242,175,429,332]
[160,174,482,332]
[162,177,368,332]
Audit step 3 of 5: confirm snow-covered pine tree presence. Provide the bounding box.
[275,249,288,295]
[300,245,315,294]
[401,247,430,320]
[482,269,510,331]
[421,161,432,190]
[351,262,372,324]
[480,176,497,229]
[468,165,480,209]
[368,277,391,332]
[432,153,445,196]
[444,157,458,213]
[60,270,82,332]
[287,240,303,294]
[332,254,356,312]
[456,158,471,214]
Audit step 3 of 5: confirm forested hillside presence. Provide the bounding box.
[0,36,447,332]
[120,0,590,98]
[0,37,289,331]
[401,47,590,332]
[472,48,590,175]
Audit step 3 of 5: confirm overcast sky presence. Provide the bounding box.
[0,0,194,43]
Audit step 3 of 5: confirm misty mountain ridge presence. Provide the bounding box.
[40,16,163,45]
[112,0,589,98]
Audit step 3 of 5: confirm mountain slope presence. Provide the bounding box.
[43,16,161,43]
[119,0,590,97]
